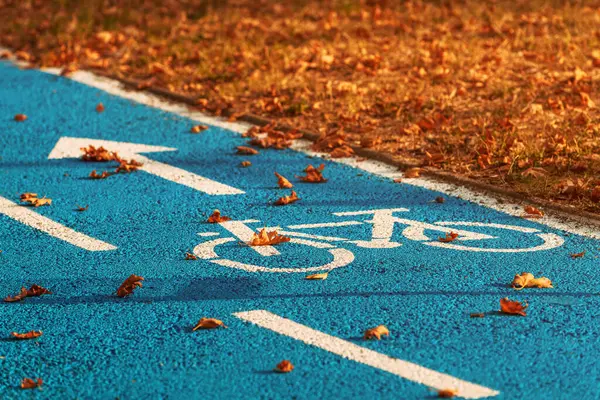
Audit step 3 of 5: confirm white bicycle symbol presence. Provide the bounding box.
[193,208,564,273]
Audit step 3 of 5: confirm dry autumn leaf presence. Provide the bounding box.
[11,331,42,340]
[438,232,459,243]
[437,388,459,398]
[14,114,27,122]
[207,209,231,223]
[237,146,259,155]
[274,190,300,206]
[19,193,52,207]
[185,252,198,260]
[190,125,208,133]
[403,168,421,178]
[89,170,111,179]
[240,161,252,167]
[116,274,144,298]
[470,313,485,318]
[115,159,143,173]
[20,378,42,389]
[76,205,88,212]
[511,272,553,290]
[96,103,104,113]
[248,229,290,246]
[435,196,445,203]
[523,205,544,218]
[81,145,119,162]
[298,164,327,183]
[570,251,585,259]
[305,272,328,280]
[364,325,390,340]
[275,360,294,373]
[274,172,293,188]
[192,318,227,330]
[499,297,528,316]
[4,285,52,302]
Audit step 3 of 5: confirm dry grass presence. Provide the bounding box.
[2,0,600,212]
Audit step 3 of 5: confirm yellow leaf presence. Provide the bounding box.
[305,272,328,280]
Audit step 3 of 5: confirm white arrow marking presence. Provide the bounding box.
[234,310,499,399]
[0,196,116,251]
[48,137,244,195]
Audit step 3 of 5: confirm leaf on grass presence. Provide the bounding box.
[511,272,553,290]
[237,146,259,155]
[116,274,144,298]
[240,161,252,167]
[248,229,290,246]
[305,272,328,280]
[192,318,227,331]
[207,209,231,223]
[89,170,111,179]
[20,378,42,389]
[570,251,585,259]
[14,114,27,122]
[190,125,208,133]
[81,145,120,162]
[437,388,458,398]
[499,297,528,316]
[96,103,104,113]
[274,172,293,188]
[11,331,42,340]
[4,285,52,302]
[185,252,197,260]
[438,232,458,243]
[364,325,390,340]
[523,205,544,218]
[297,164,327,183]
[274,190,299,206]
[403,168,421,178]
[275,360,294,373]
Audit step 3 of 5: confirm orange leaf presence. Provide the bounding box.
[190,125,208,133]
[437,388,458,398]
[364,325,390,340]
[297,164,327,183]
[330,145,354,158]
[248,229,290,246]
[20,378,42,389]
[96,103,105,113]
[89,170,111,179]
[275,360,294,373]
[305,272,328,280]
[116,274,144,298]
[237,146,259,155]
[274,172,293,188]
[438,232,458,243]
[76,205,89,212]
[81,145,120,162]
[192,318,227,331]
[207,209,231,223]
[185,252,198,260]
[11,331,42,340]
[19,193,52,207]
[14,114,27,122]
[523,205,543,218]
[4,284,52,302]
[570,251,585,259]
[499,297,528,316]
[115,159,143,174]
[274,190,299,206]
[240,161,252,167]
[403,168,421,178]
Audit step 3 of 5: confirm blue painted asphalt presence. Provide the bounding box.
[1,61,599,399]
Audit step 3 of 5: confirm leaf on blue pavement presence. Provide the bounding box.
[192,318,227,331]
[499,298,528,316]
[116,275,144,298]
[11,331,42,340]
[364,325,390,340]
[275,360,294,373]
[274,172,293,188]
[511,273,553,290]
[274,190,299,206]
[248,229,290,246]
[305,272,328,280]
[297,164,327,183]
[20,378,43,389]
[207,209,231,223]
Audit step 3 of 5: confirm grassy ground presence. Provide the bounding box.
[2,0,600,213]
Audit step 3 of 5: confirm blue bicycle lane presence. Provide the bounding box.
[1,61,599,400]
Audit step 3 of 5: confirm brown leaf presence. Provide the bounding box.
[248,229,290,246]
[20,378,42,389]
[115,159,143,173]
[403,168,421,178]
[76,205,89,212]
[185,252,198,260]
[19,193,51,207]
[297,164,327,183]
[274,190,299,206]
[364,325,389,340]
[435,196,445,203]
[275,360,294,373]
[89,170,111,179]
[305,272,328,280]
[192,318,227,330]
[207,209,231,223]
[470,313,485,318]
[570,251,585,259]
[437,388,458,398]
[190,125,208,133]
[240,161,252,167]
[274,172,293,188]
[522,205,544,218]
[11,331,42,340]
[60,64,78,76]
[96,103,105,113]
[81,145,120,162]
[499,297,528,316]
[14,114,27,122]
[116,274,144,298]
[438,232,458,243]
[4,285,52,302]
[237,146,259,155]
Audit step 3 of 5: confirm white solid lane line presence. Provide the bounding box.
[0,196,117,251]
[234,310,499,399]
